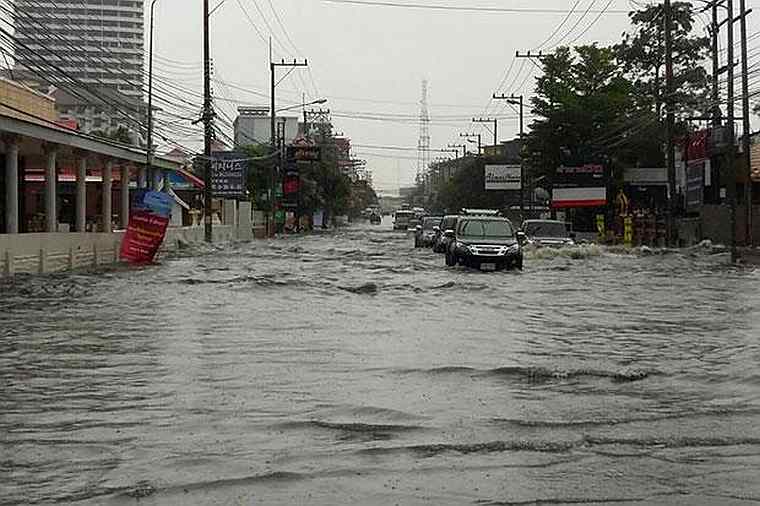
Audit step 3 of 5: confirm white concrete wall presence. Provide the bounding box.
[1,224,242,277]
[0,232,124,276]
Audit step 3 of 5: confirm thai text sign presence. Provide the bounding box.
[287,144,321,162]
[553,164,608,208]
[485,164,521,190]
[211,152,248,198]
[120,190,173,264]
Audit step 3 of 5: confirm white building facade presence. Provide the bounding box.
[234,107,300,148]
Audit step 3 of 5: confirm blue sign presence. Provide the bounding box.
[133,190,173,218]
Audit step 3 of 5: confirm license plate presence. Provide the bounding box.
[480,263,496,272]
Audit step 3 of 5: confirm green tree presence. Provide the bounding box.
[615,2,711,118]
[527,44,634,182]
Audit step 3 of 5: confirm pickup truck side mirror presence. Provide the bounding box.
[516,231,527,244]
[444,229,455,238]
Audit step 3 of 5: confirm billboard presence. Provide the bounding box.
[210,152,248,198]
[552,164,608,208]
[120,190,173,264]
[485,164,521,190]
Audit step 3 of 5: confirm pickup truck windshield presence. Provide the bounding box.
[459,220,514,238]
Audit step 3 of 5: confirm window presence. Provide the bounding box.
[459,220,514,238]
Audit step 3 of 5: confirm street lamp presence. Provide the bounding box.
[146,0,160,191]
[276,98,327,114]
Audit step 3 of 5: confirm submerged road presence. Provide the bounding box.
[1,218,759,505]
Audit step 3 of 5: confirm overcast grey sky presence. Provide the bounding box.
[148,0,760,194]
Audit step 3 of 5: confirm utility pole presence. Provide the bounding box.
[146,0,160,191]
[493,93,525,213]
[727,0,738,262]
[448,143,466,158]
[472,117,497,146]
[460,133,481,155]
[515,50,548,60]
[440,148,460,159]
[711,2,720,127]
[664,0,677,248]
[269,41,308,236]
[740,0,752,247]
[202,0,213,243]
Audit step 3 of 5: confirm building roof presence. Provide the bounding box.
[0,111,181,170]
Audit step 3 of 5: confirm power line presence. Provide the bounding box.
[535,0,583,50]
[565,0,617,46]
[549,0,599,49]
[322,0,630,14]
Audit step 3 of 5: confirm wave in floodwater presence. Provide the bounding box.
[392,365,661,383]
[1,222,759,505]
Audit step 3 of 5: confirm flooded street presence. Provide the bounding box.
[2,219,760,505]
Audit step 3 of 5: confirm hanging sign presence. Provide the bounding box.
[120,190,173,264]
[211,152,248,198]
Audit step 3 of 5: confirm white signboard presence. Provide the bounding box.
[485,164,522,190]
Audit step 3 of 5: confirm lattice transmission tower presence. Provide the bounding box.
[417,80,431,183]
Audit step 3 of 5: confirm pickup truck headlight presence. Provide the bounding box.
[507,244,521,254]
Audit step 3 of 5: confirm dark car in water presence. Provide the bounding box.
[432,215,460,253]
[445,216,524,271]
[393,210,415,231]
[414,216,442,248]
[522,219,575,247]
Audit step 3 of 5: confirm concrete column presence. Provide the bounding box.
[76,156,87,232]
[102,160,113,233]
[138,167,147,188]
[4,138,19,234]
[44,146,57,233]
[120,165,130,229]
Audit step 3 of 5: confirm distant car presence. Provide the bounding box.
[414,216,442,248]
[369,213,382,225]
[445,216,524,271]
[522,219,576,247]
[393,210,415,230]
[433,215,460,253]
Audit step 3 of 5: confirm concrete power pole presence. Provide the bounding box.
[269,40,308,236]
[739,0,752,247]
[727,0,738,262]
[203,0,213,243]
[664,0,677,248]
[493,93,525,213]
[711,2,720,127]
[472,117,498,147]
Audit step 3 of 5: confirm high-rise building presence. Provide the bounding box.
[11,0,145,135]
